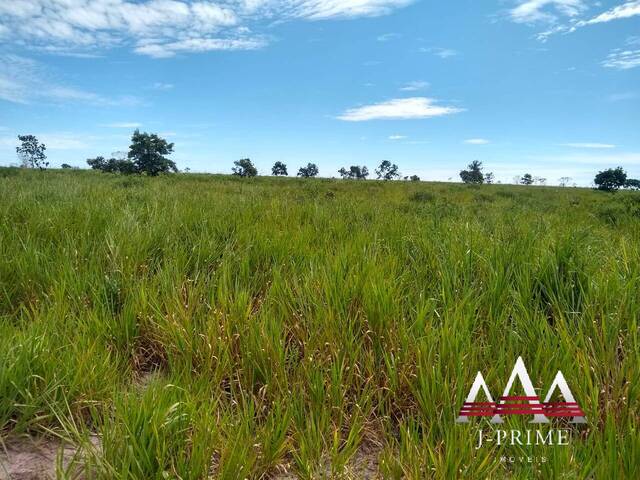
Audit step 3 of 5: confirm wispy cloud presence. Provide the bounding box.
[151,82,174,90]
[536,2,640,40]
[338,97,464,121]
[509,0,587,24]
[0,54,140,105]
[400,80,429,91]
[602,49,640,70]
[135,37,267,58]
[0,0,415,58]
[388,135,407,140]
[464,138,490,145]
[562,142,616,149]
[577,1,640,26]
[420,47,458,58]
[377,32,401,42]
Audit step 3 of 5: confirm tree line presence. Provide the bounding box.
[13,132,640,191]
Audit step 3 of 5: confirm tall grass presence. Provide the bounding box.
[0,168,638,478]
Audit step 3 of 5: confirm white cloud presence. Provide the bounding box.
[578,1,640,26]
[290,0,414,19]
[388,134,407,140]
[602,49,640,70]
[0,0,415,57]
[151,82,174,90]
[337,97,464,121]
[101,122,142,128]
[562,142,617,149]
[0,54,139,105]
[464,138,490,145]
[135,36,267,58]
[420,47,458,58]
[377,32,401,42]
[536,2,640,40]
[509,0,587,23]
[400,80,429,91]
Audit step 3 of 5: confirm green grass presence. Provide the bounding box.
[0,168,639,478]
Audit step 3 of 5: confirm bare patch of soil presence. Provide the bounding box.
[271,441,383,479]
[0,436,99,480]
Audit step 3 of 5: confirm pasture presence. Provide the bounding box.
[0,168,638,478]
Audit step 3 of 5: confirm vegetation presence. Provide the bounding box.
[459,160,485,184]
[338,165,369,180]
[0,169,638,478]
[626,178,640,190]
[297,163,319,178]
[127,130,177,176]
[594,167,627,192]
[272,161,288,176]
[16,135,48,170]
[232,158,258,177]
[375,160,400,181]
[559,176,572,187]
[520,173,534,185]
[87,131,176,176]
[87,156,137,174]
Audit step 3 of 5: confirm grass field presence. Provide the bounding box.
[0,168,639,479]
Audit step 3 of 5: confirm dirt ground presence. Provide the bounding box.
[0,436,99,480]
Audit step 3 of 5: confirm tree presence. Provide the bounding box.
[533,176,547,186]
[61,163,72,169]
[484,172,495,184]
[594,167,627,191]
[459,160,484,184]
[232,158,258,177]
[87,156,136,174]
[87,156,107,171]
[520,173,533,185]
[16,135,48,170]
[559,176,572,187]
[297,163,319,178]
[338,165,368,180]
[272,161,288,176]
[376,160,399,180]
[410,175,421,182]
[625,178,640,190]
[127,130,177,176]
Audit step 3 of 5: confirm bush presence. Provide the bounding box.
[87,156,136,174]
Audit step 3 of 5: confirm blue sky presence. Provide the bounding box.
[1,0,639,185]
